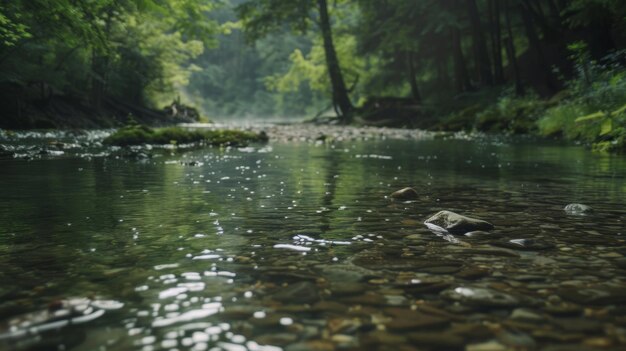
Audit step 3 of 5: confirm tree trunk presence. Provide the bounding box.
[452,27,473,93]
[317,0,353,122]
[489,0,504,84]
[504,2,524,96]
[466,0,493,85]
[407,52,421,102]
[520,1,557,93]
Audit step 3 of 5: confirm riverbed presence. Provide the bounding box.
[1,126,625,351]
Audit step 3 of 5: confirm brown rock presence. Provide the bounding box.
[390,187,418,200]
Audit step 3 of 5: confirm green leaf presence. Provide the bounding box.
[575,111,605,123]
[600,118,613,136]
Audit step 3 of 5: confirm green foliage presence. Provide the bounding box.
[538,48,626,151]
[103,125,268,146]
[0,0,218,112]
[476,94,548,134]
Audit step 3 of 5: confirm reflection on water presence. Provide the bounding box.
[1,136,626,350]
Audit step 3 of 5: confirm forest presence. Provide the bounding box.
[1,0,626,150]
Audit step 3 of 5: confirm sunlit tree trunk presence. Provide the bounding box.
[317,0,353,122]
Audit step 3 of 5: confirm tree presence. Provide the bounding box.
[466,0,493,85]
[237,0,354,122]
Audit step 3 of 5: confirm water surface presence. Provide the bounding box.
[1,132,625,350]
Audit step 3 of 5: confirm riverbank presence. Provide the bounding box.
[354,65,626,154]
[0,82,201,129]
[2,71,625,154]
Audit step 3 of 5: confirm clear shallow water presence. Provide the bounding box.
[1,134,626,351]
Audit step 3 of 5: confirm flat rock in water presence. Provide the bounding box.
[564,203,593,215]
[390,187,418,200]
[424,210,494,234]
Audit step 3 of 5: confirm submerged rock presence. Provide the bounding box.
[384,309,449,331]
[270,281,320,304]
[441,287,519,307]
[0,144,14,158]
[0,297,123,339]
[390,187,418,200]
[424,210,494,234]
[493,239,555,251]
[564,203,593,215]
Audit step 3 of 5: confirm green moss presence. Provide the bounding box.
[103,125,268,146]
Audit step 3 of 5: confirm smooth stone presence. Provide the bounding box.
[351,249,463,271]
[583,337,614,348]
[340,293,389,306]
[496,331,536,348]
[318,264,377,283]
[424,210,494,234]
[466,340,508,351]
[328,283,367,297]
[464,231,492,238]
[390,187,418,200]
[510,308,543,321]
[271,282,320,304]
[546,302,583,316]
[384,309,449,331]
[401,281,452,294]
[553,318,603,333]
[493,239,555,251]
[456,267,491,280]
[532,330,585,342]
[441,287,519,307]
[285,340,335,351]
[327,317,362,334]
[564,203,593,215]
[309,301,348,313]
[255,333,298,346]
[557,287,626,305]
[330,334,356,347]
[407,332,464,348]
[449,323,494,339]
[460,247,520,257]
[361,331,407,345]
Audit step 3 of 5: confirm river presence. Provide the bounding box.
[1,126,625,350]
